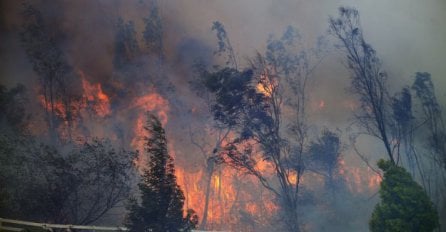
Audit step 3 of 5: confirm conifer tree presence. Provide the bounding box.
[126,113,197,232]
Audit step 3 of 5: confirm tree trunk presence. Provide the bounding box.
[199,160,215,230]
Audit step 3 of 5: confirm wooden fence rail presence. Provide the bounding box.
[0,218,128,231]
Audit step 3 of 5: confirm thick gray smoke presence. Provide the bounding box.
[1,0,445,231]
[2,0,445,125]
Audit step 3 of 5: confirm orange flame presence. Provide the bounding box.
[176,162,278,230]
[256,74,276,97]
[130,91,170,168]
[256,82,270,97]
[37,70,113,140]
[80,74,111,117]
[132,93,169,125]
[339,158,382,193]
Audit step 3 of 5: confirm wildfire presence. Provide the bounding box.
[254,158,275,174]
[38,95,69,120]
[256,74,276,97]
[37,71,113,140]
[256,82,270,97]
[131,93,169,125]
[287,171,298,185]
[120,81,278,230]
[338,158,382,193]
[367,167,382,189]
[130,91,170,167]
[176,163,278,230]
[80,73,111,117]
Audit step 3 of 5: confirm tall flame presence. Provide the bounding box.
[37,71,112,140]
[176,165,278,230]
[130,91,170,168]
[80,73,111,117]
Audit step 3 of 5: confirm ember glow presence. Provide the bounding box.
[3,1,443,231]
[130,91,170,167]
[339,159,382,193]
[80,72,111,118]
[176,165,278,230]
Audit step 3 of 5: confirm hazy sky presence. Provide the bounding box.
[1,0,445,101]
[1,0,445,130]
[170,0,446,87]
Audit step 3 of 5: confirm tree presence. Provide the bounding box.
[187,123,231,230]
[0,84,29,134]
[308,129,343,192]
[391,87,417,173]
[412,72,446,170]
[410,72,446,224]
[329,8,443,228]
[329,7,397,164]
[212,21,238,69]
[0,137,136,224]
[142,0,177,96]
[114,18,140,72]
[125,113,197,232]
[71,139,138,224]
[187,27,240,229]
[20,3,81,142]
[369,159,439,232]
[143,0,163,58]
[202,23,325,232]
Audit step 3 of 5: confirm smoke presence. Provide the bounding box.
[2,0,445,116]
[1,0,445,230]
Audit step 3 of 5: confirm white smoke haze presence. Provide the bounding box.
[1,0,445,231]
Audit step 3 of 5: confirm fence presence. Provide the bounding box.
[0,218,128,232]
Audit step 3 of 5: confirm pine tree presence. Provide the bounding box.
[370,159,439,232]
[125,113,197,232]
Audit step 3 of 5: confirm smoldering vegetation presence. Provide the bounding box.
[0,0,445,231]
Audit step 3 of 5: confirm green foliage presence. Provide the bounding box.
[125,113,197,232]
[369,159,439,232]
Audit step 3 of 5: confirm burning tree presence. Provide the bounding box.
[185,123,231,230]
[20,3,82,142]
[125,113,198,232]
[199,23,326,232]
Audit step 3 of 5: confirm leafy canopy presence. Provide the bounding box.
[370,159,439,232]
